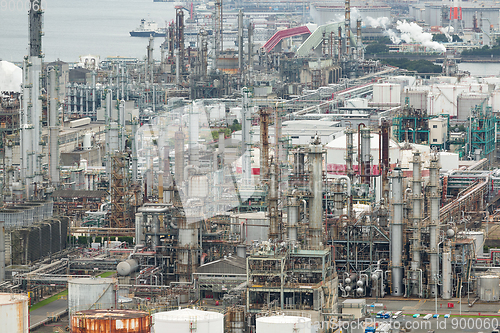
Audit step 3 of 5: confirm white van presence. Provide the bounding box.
[423,314,433,320]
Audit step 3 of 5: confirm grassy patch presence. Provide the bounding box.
[30,289,68,312]
[98,271,115,278]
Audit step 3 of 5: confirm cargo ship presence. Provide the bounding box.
[130,19,166,37]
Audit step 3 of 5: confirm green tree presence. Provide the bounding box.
[365,43,389,55]
[432,34,448,42]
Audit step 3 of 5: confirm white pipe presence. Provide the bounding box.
[327,174,351,196]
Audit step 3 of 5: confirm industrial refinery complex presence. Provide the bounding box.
[5,0,500,332]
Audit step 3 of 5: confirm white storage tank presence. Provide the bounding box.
[231,211,270,245]
[457,93,489,120]
[459,231,485,256]
[83,132,92,150]
[372,83,401,106]
[256,315,312,333]
[68,277,117,320]
[325,133,400,174]
[188,175,209,198]
[154,308,224,333]
[479,275,500,302]
[0,293,29,333]
[117,259,139,276]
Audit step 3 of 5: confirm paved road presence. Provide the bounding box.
[29,298,68,330]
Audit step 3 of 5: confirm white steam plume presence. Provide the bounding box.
[365,16,390,29]
[395,20,446,52]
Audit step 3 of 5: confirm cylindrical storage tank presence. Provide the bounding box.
[188,175,209,198]
[372,83,401,105]
[154,308,224,333]
[460,231,484,256]
[236,244,246,258]
[479,275,500,302]
[325,133,400,175]
[20,203,43,223]
[71,309,150,333]
[236,212,269,245]
[83,132,92,150]
[68,277,117,322]
[117,259,139,276]
[9,205,31,226]
[0,293,29,333]
[256,315,312,333]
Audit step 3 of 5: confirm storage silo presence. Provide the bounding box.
[154,308,224,333]
[70,309,150,333]
[0,293,29,333]
[479,275,500,302]
[256,315,312,333]
[68,277,117,321]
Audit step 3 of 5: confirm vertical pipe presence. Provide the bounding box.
[49,68,60,185]
[429,152,441,297]
[242,88,252,186]
[345,0,350,56]
[345,128,354,219]
[238,10,244,75]
[259,109,269,182]
[287,196,298,242]
[269,162,279,240]
[442,248,452,299]
[361,127,371,185]
[0,221,4,282]
[391,167,404,296]
[175,130,185,185]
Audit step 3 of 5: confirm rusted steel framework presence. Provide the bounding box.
[110,153,132,228]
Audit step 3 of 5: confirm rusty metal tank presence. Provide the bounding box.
[70,309,151,333]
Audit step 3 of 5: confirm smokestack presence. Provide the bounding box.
[238,10,244,76]
[390,167,404,296]
[308,135,324,249]
[345,0,350,55]
[356,19,362,60]
[428,152,441,297]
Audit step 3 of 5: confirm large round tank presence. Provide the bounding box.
[256,315,312,333]
[83,132,92,150]
[0,293,29,333]
[154,308,224,333]
[70,309,150,333]
[68,277,117,320]
[117,259,139,276]
[325,133,400,174]
[188,175,209,198]
[479,275,500,302]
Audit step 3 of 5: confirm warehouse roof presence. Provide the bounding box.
[196,255,246,275]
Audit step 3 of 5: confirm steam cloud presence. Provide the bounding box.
[395,20,446,52]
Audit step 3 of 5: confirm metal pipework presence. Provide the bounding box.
[308,135,324,249]
[428,152,441,297]
[410,151,423,296]
[0,221,4,282]
[390,167,404,296]
[238,9,244,75]
[259,108,270,182]
[333,179,344,217]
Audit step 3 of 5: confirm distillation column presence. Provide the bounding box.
[308,136,324,249]
[410,151,423,296]
[442,240,452,299]
[174,130,185,185]
[269,163,279,240]
[287,195,298,242]
[360,127,371,185]
[345,128,355,219]
[259,109,270,182]
[241,88,252,186]
[428,153,441,297]
[49,68,60,185]
[390,167,404,296]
